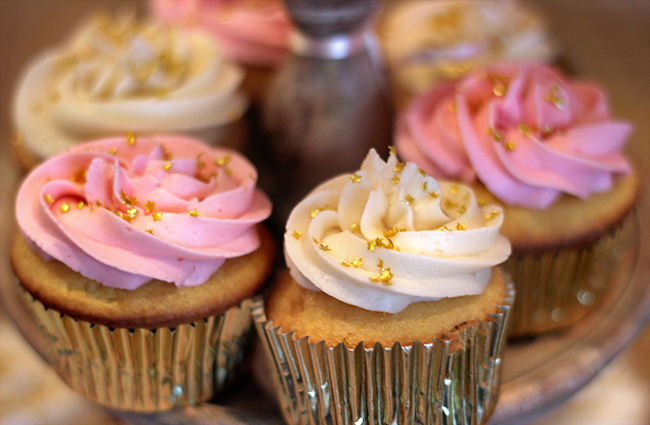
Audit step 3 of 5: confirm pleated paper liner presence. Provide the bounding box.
[506,210,637,338]
[19,285,255,412]
[253,281,514,425]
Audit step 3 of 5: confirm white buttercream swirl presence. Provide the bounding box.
[285,150,511,313]
[13,13,247,160]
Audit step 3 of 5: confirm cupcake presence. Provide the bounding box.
[150,0,292,105]
[378,0,555,107]
[254,149,513,424]
[395,63,639,336]
[10,134,274,411]
[12,12,248,170]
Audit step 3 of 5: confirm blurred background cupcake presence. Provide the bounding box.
[395,63,639,337]
[12,11,248,170]
[255,149,513,424]
[11,134,274,411]
[378,0,555,108]
[150,0,292,106]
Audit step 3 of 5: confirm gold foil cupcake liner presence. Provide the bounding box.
[19,286,254,412]
[506,212,635,337]
[252,282,514,425]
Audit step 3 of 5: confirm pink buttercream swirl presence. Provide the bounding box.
[395,63,632,209]
[151,0,292,67]
[16,134,272,290]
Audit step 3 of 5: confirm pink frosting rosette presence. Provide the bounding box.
[16,134,272,290]
[150,0,292,67]
[395,63,632,209]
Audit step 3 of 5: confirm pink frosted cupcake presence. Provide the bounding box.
[11,134,274,410]
[150,0,292,104]
[395,63,639,336]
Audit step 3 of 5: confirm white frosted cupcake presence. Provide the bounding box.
[12,12,248,169]
[379,0,555,106]
[254,149,513,424]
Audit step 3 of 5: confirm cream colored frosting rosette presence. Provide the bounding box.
[13,13,247,162]
[285,148,511,313]
[380,0,555,95]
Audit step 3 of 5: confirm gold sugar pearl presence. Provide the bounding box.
[77,201,85,209]
[60,203,70,213]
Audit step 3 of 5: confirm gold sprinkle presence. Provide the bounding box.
[145,229,154,235]
[493,83,507,97]
[44,194,54,204]
[487,127,502,141]
[312,237,331,252]
[225,168,233,177]
[215,155,232,166]
[388,146,397,156]
[126,132,136,146]
[377,259,384,269]
[405,195,414,204]
[109,148,118,155]
[292,230,302,239]
[545,84,566,109]
[341,261,351,267]
[163,162,172,171]
[127,207,138,219]
[196,154,205,170]
[384,227,403,238]
[505,141,517,151]
[429,191,440,198]
[374,237,394,250]
[392,175,400,185]
[367,240,376,252]
[96,200,103,207]
[369,267,393,285]
[477,198,486,206]
[71,168,87,184]
[77,201,85,209]
[350,222,360,232]
[351,258,363,268]
[518,123,532,137]
[60,203,70,213]
[456,222,466,230]
[120,190,137,206]
[188,209,201,217]
[393,161,405,173]
[417,168,426,177]
[492,209,500,216]
[145,201,155,214]
[449,184,459,194]
[152,211,163,221]
[423,181,429,192]
[310,208,321,218]
[350,173,362,183]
